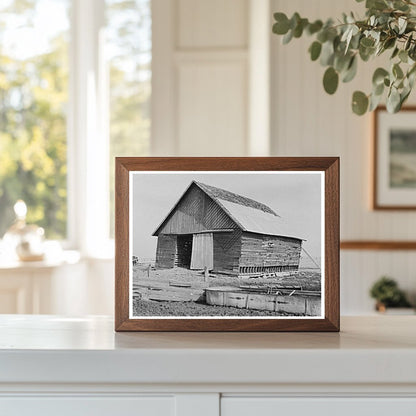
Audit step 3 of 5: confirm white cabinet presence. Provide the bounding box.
[1,397,175,416]
[1,316,416,416]
[222,398,416,416]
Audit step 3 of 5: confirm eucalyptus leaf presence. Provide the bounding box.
[373,82,385,96]
[399,49,408,63]
[369,92,383,111]
[309,41,322,61]
[273,13,290,34]
[307,20,323,35]
[342,56,358,82]
[352,91,369,115]
[320,40,335,66]
[393,63,404,79]
[387,87,401,112]
[323,67,339,94]
[391,47,399,59]
[282,29,293,44]
[372,67,389,85]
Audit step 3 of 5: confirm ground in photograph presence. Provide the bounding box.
[132,265,321,317]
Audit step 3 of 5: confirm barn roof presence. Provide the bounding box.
[153,181,304,240]
[195,182,278,216]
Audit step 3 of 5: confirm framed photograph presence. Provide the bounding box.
[115,157,339,332]
[374,106,416,209]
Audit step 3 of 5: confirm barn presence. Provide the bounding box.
[152,181,304,276]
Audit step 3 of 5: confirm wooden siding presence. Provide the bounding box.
[155,235,177,268]
[157,185,237,235]
[213,230,242,274]
[239,232,302,268]
[191,232,214,270]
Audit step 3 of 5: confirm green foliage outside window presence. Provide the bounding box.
[0,1,69,238]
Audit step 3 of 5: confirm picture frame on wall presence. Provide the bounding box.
[115,157,339,332]
[374,106,416,210]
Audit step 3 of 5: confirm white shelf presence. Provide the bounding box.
[0,315,415,387]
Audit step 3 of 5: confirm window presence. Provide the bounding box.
[0,0,70,239]
[0,0,151,252]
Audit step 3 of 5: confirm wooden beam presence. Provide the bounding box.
[340,241,416,250]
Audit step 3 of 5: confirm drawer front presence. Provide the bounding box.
[0,396,175,416]
[222,397,416,416]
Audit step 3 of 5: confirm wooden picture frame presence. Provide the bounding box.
[115,157,339,332]
[373,106,416,210]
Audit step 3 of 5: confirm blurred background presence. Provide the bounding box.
[0,0,415,316]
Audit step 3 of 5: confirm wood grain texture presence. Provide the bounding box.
[341,241,416,250]
[373,106,416,210]
[114,157,340,332]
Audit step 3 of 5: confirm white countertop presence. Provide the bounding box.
[0,315,415,386]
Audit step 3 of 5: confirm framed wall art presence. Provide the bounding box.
[374,106,416,209]
[115,157,339,331]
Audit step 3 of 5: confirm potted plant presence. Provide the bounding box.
[369,276,412,312]
[272,0,416,115]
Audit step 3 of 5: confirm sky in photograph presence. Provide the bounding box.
[131,172,323,261]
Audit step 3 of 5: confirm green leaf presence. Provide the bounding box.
[391,47,399,59]
[309,41,322,61]
[383,37,396,50]
[369,92,383,111]
[372,67,389,86]
[323,67,339,94]
[334,52,350,72]
[393,63,404,79]
[307,20,323,35]
[342,56,357,82]
[360,37,375,48]
[374,83,385,96]
[320,40,335,66]
[387,87,401,113]
[399,49,408,63]
[366,0,388,10]
[273,13,290,35]
[352,91,369,115]
[282,29,293,44]
[293,18,308,38]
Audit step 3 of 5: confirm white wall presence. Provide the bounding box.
[152,0,271,156]
[271,0,416,313]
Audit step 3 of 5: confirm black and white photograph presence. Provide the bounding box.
[130,171,324,319]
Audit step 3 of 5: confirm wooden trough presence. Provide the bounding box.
[205,286,321,316]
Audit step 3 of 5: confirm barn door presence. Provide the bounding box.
[190,233,213,270]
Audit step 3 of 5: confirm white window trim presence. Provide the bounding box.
[68,0,112,258]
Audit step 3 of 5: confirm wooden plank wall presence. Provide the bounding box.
[155,235,177,269]
[158,185,237,235]
[240,233,302,268]
[213,230,242,274]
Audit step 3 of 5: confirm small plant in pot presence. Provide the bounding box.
[369,276,411,312]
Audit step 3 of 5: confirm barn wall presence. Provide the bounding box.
[158,185,237,235]
[240,232,302,270]
[213,230,242,274]
[155,235,177,269]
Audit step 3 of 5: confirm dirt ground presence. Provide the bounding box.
[133,298,306,317]
[132,265,321,317]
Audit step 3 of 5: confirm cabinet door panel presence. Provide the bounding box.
[0,396,174,416]
[222,397,416,416]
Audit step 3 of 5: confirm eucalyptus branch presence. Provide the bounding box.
[272,0,416,114]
